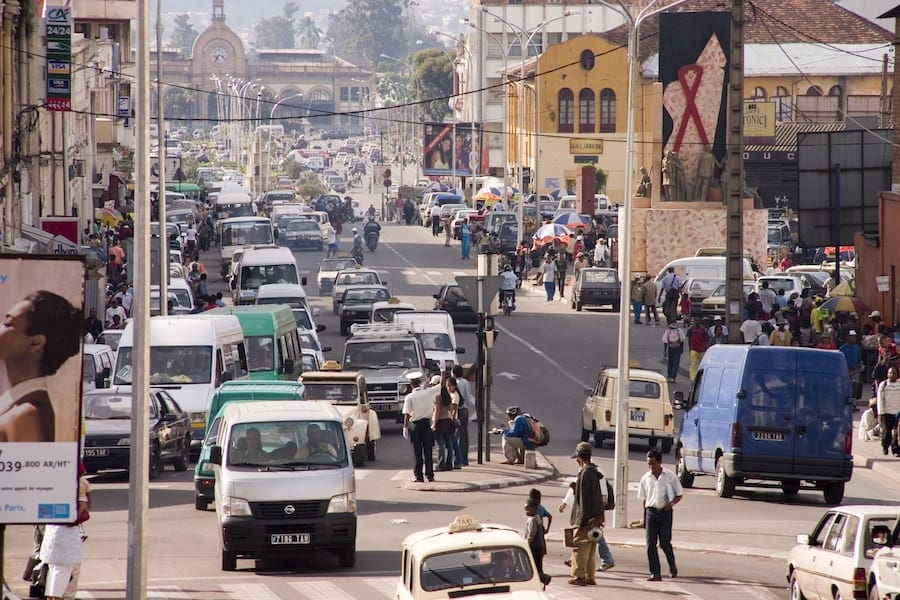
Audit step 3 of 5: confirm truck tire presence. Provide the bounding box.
[173,437,190,472]
[823,482,845,505]
[781,481,800,496]
[661,438,673,454]
[149,445,162,480]
[676,451,694,488]
[715,457,735,498]
[366,437,376,461]
[352,444,367,468]
[195,496,209,511]
[592,431,605,449]
[221,550,237,572]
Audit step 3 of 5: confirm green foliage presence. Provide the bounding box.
[163,89,196,120]
[326,0,413,62]
[169,14,198,56]
[595,168,607,193]
[180,155,199,183]
[412,48,453,123]
[251,2,300,49]
[296,171,327,200]
[296,13,322,49]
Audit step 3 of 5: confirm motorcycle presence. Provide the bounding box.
[351,245,364,265]
[365,231,379,252]
[500,289,515,316]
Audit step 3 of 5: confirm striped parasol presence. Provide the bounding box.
[532,223,571,248]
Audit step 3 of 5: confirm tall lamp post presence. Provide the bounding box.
[593,0,692,529]
[479,8,579,242]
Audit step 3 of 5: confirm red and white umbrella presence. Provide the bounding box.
[532,223,571,248]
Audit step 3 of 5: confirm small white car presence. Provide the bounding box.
[397,515,549,600]
[316,257,359,296]
[331,267,386,314]
[868,516,900,600]
[787,505,900,600]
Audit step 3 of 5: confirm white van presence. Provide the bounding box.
[209,400,357,570]
[255,282,313,315]
[217,216,275,277]
[113,315,249,452]
[231,246,301,305]
[654,256,756,284]
[393,311,465,367]
[82,344,115,393]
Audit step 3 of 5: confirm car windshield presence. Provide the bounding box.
[240,264,298,289]
[302,382,359,404]
[687,279,723,295]
[322,261,357,275]
[84,394,158,420]
[584,270,616,284]
[299,332,321,351]
[343,288,390,303]
[343,341,419,369]
[288,220,319,232]
[98,331,122,351]
[114,346,212,384]
[767,227,783,244]
[335,272,379,286]
[763,279,796,294]
[292,308,313,330]
[419,333,454,352]
[220,222,273,247]
[420,546,533,591]
[227,420,347,468]
[245,336,275,372]
[712,284,727,296]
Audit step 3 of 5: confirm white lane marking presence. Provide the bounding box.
[391,470,410,481]
[288,580,357,600]
[720,579,783,600]
[494,322,593,391]
[148,586,191,599]
[219,583,281,600]
[545,589,592,599]
[452,271,470,276]
[362,576,398,597]
[634,579,703,598]
[426,271,442,276]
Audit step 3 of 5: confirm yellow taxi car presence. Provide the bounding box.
[397,516,549,600]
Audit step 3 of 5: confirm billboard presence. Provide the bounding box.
[0,255,85,524]
[422,122,479,178]
[45,5,72,111]
[659,12,731,202]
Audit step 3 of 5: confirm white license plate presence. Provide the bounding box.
[752,431,785,441]
[271,533,310,545]
[457,300,469,306]
[84,448,110,457]
[630,410,646,422]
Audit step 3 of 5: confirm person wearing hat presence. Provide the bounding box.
[401,371,438,483]
[491,406,536,465]
[839,330,863,399]
[572,252,590,277]
[816,330,837,350]
[662,323,685,382]
[769,317,793,347]
[637,449,683,581]
[708,315,728,345]
[641,275,660,326]
[566,441,604,586]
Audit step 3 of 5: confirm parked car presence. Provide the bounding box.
[82,343,115,394]
[571,267,621,311]
[679,277,724,317]
[787,505,900,600]
[756,273,828,300]
[82,388,191,479]
[433,284,477,325]
[451,209,479,239]
[868,516,900,600]
[700,282,756,318]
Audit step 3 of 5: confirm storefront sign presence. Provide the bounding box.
[744,102,776,139]
[569,139,603,154]
[45,6,72,111]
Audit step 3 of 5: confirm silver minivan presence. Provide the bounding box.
[209,400,357,571]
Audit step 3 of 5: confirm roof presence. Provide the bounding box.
[240,246,296,265]
[602,0,891,64]
[601,368,668,383]
[222,400,340,422]
[213,380,306,401]
[300,371,364,382]
[401,518,524,553]
[744,122,846,153]
[256,283,308,298]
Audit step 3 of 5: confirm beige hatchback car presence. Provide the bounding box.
[580,367,675,453]
[787,505,900,600]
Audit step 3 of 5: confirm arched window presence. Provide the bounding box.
[775,86,789,97]
[558,88,574,133]
[806,86,823,97]
[578,88,595,133]
[750,86,766,101]
[774,86,791,121]
[600,88,616,133]
[828,85,842,97]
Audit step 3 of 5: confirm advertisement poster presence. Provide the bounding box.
[422,122,477,177]
[0,256,85,524]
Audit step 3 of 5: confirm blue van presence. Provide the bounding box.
[673,345,853,504]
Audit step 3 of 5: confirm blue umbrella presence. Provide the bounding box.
[549,188,574,199]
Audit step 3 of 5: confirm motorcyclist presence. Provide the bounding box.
[343,196,354,221]
[367,204,377,220]
[363,215,381,237]
[499,264,518,309]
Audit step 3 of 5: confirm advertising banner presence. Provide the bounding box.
[45,5,72,112]
[422,122,477,177]
[0,256,85,524]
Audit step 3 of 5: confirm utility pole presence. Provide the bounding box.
[725,0,746,342]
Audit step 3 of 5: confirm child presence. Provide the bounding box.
[528,488,553,533]
[525,498,550,586]
[679,292,692,319]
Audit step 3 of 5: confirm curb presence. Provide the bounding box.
[401,451,560,492]
[545,531,790,561]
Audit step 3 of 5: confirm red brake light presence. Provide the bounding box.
[730,422,742,448]
[844,430,853,456]
[853,567,866,598]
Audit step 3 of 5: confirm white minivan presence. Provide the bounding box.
[231,246,301,305]
[82,344,115,393]
[393,311,465,367]
[209,400,357,571]
[654,256,756,284]
[113,315,248,452]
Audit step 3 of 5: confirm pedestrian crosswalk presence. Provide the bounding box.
[71,573,785,600]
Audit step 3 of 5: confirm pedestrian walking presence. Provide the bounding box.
[658,267,682,324]
[525,498,551,586]
[443,217,452,247]
[708,315,728,345]
[567,441,604,586]
[401,372,436,483]
[560,477,616,572]
[555,252,568,300]
[432,374,457,471]
[452,365,471,467]
[40,469,91,600]
[459,220,472,260]
[876,367,900,456]
[638,449,682,581]
[593,241,610,267]
[631,276,644,324]
[686,318,708,380]
[541,254,557,302]
[642,276,660,326]
[662,323,685,382]
[323,223,338,257]
[430,204,442,237]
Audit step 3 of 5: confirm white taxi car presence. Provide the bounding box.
[787,505,900,600]
[397,516,549,600]
[315,256,359,296]
[868,516,900,600]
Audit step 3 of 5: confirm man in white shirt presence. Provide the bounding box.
[429,204,442,237]
[757,280,777,317]
[637,449,683,581]
[184,224,198,260]
[104,298,127,328]
[114,283,133,315]
[402,372,439,482]
[740,314,762,344]
[593,242,610,267]
[876,367,900,456]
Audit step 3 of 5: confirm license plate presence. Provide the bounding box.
[271,533,310,545]
[752,431,785,441]
[84,448,110,457]
[630,410,646,422]
[457,300,469,306]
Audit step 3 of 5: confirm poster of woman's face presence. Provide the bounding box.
[422,122,476,177]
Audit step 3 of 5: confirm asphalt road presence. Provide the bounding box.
[3,174,899,599]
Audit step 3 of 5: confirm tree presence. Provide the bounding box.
[169,14,198,56]
[296,13,322,49]
[326,0,413,62]
[163,88,197,120]
[412,49,453,122]
[251,2,300,49]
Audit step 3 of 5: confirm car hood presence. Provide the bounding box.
[423,350,458,364]
[225,466,351,500]
[342,302,376,312]
[358,367,412,383]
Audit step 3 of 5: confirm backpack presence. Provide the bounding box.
[598,474,615,511]
[523,414,550,447]
[666,327,682,348]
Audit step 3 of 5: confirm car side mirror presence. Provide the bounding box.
[584,388,593,396]
[433,293,440,299]
[316,323,326,332]
[322,346,332,353]
[672,390,686,411]
[796,534,811,546]
[209,445,222,465]
[456,347,465,355]
[301,276,308,286]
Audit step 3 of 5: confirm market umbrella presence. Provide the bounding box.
[94,207,122,226]
[552,212,591,230]
[424,181,451,192]
[820,295,868,315]
[827,278,856,298]
[549,188,574,199]
[532,223,571,248]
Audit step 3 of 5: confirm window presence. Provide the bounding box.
[806,86,823,97]
[340,87,349,102]
[774,86,792,121]
[600,88,616,133]
[750,86,767,101]
[578,88,595,133]
[558,88,574,133]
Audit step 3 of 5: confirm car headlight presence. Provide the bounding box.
[222,496,252,517]
[327,492,356,514]
[399,383,411,395]
[118,437,131,446]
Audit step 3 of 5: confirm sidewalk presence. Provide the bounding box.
[852,418,900,483]
[400,451,558,492]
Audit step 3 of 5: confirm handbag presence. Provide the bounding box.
[564,527,578,548]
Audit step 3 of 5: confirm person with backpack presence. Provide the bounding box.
[657,267,682,324]
[492,405,537,465]
[662,323,686,382]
